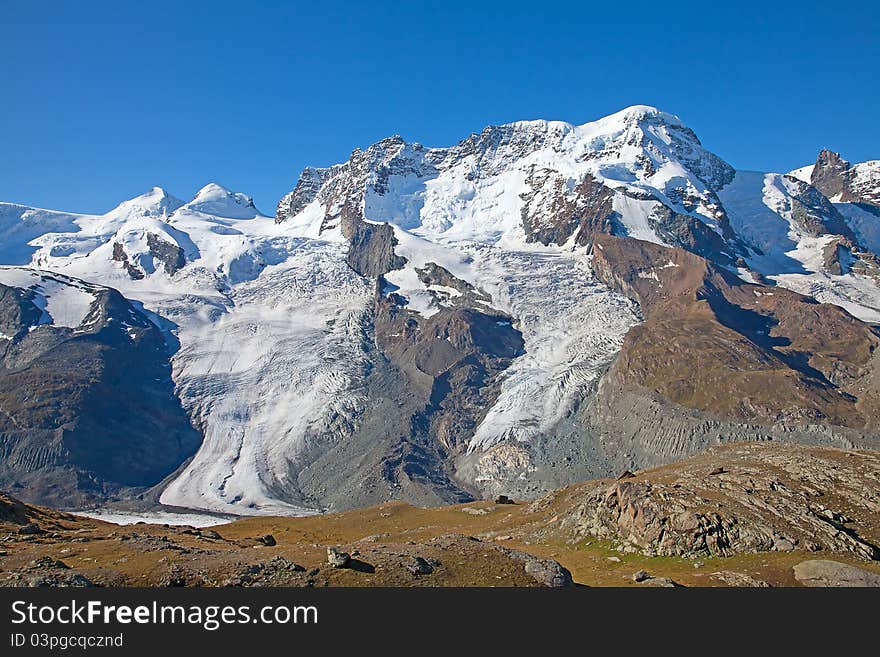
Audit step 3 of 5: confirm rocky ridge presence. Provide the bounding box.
[537,442,880,560]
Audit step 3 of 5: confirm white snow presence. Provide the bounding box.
[182,183,260,219]
[0,203,81,265]
[75,510,234,527]
[348,105,731,251]
[772,271,880,324]
[789,164,814,183]
[0,184,376,515]
[159,240,372,515]
[720,170,880,322]
[836,202,880,253]
[352,106,732,318]
[612,194,664,243]
[465,249,639,449]
[719,171,809,274]
[0,268,98,328]
[851,160,880,199]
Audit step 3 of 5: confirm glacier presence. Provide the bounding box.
[2,105,880,515]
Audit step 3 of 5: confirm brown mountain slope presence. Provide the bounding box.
[591,234,880,428]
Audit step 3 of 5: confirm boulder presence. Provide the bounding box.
[327,547,351,568]
[793,560,880,587]
[405,556,435,576]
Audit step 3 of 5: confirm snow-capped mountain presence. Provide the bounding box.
[278,106,736,251]
[0,267,200,508]
[2,105,880,515]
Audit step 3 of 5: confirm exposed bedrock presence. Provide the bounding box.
[455,377,880,505]
[341,202,406,277]
[540,442,880,560]
[382,231,880,504]
[811,149,880,208]
[270,291,526,512]
[787,175,858,242]
[281,349,478,511]
[455,232,880,503]
[146,233,187,275]
[519,170,741,266]
[520,170,616,246]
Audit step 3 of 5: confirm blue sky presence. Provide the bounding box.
[1,0,878,214]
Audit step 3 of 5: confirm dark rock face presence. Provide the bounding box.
[275,135,433,235]
[284,163,408,277]
[146,233,186,275]
[822,238,855,275]
[520,170,616,246]
[274,167,333,224]
[648,204,737,266]
[0,285,44,339]
[274,151,529,509]
[786,175,859,243]
[518,168,744,267]
[342,208,406,277]
[0,277,200,508]
[375,295,523,454]
[812,150,852,200]
[415,262,493,308]
[811,149,880,208]
[265,117,880,513]
[111,242,144,280]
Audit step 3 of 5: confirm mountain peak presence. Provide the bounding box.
[811,149,880,206]
[107,186,184,219]
[500,118,576,132]
[183,182,260,219]
[592,104,684,128]
[192,182,233,202]
[816,149,849,168]
[275,104,734,238]
[497,106,682,135]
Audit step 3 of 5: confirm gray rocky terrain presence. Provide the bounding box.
[534,442,880,560]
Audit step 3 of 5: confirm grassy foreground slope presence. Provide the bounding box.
[1,443,879,587]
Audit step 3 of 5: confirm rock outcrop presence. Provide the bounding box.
[811,149,880,208]
[793,559,880,586]
[544,442,880,559]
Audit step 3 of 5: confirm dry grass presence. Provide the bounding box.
[3,485,880,586]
